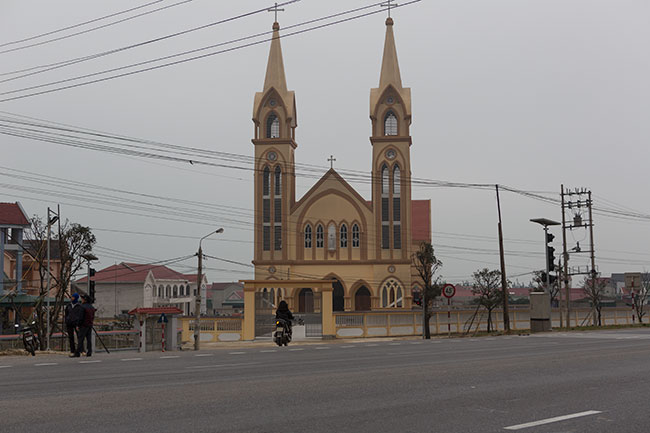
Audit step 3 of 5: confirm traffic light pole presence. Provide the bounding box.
[543,226,551,291]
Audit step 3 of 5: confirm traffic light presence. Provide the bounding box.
[546,233,555,244]
[547,246,556,271]
[89,268,96,277]
[89,281,96,302]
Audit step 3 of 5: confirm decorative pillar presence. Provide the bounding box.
[320,284,335,339]
[242,284,256,341]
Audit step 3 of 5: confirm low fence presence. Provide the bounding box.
[180,317,243,343]
[334,307,638,338]
[0,330,139,352]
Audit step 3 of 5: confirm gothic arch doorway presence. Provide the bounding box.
[333,280,345,312]
[355,286,371,311]
[298,288,314,313]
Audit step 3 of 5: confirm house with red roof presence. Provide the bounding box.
[76,262,207,317]
[1,202,31,293]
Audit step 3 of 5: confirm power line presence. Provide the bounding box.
[0,1,421,102]
[0,0,166,50]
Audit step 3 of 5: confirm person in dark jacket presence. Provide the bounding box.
[275,300,294,337]
[73,294,96,357]
[64,293,83,354]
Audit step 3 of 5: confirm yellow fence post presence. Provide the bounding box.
[321,285,335,338]
[242,285,256,341]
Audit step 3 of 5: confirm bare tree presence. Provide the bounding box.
[412,242,442,339]
[631,275,649,324]
[582,275,607,326]
[24,217,95,348]
[471,268,503,333]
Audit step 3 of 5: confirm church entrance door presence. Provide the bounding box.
[355,286,371,311]
[298,288,314,313]
[333,280,344,312]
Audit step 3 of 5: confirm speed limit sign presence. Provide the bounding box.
[442,284,456,299]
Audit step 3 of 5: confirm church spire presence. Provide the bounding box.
[263,22,287,93]
[378,17,402,90]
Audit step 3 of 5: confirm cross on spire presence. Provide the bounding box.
[328,155,336,169]
[268,2,285,22]
[380,0,398,18]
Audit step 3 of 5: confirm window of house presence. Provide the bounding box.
[352,224,360,248]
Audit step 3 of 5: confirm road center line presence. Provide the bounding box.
[314,347,330,350]
[389,343,401,346]
[340,345,354,348]
[0,365,12,368]
[34,363,58,366]
[195,353,214,357]
[160,355,180,359]
[229,352,246,355]
[260,350,277,353]
[186,362,259,370]
[79,360,101,364]
[504,410,602,430]
[120,358,143,362]
[289,348,304,351]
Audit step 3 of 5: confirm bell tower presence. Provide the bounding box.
[252,21,297,262]
[370,17,412,261]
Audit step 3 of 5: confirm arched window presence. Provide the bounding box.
[380,279,403,308]
[316,224,324,248]
[393,164,401,249]
[384,111,397,136]
[352,224,360,248]
[262,166,271,251]
[166,285,171,298]
[262,166,270,197]
[173,285,178,298]
[304,224,312,248]
[274,166,282,251]
[381,164,389,249]
[328,223,336,251]
[158,285,163,298]
[340,224,348,248]
[266,113,280,138]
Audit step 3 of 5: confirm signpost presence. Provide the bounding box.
[157,313,168,352]
[442,284,456,337]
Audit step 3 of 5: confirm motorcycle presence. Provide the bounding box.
[273,318,291,347]
[14,320,39,356]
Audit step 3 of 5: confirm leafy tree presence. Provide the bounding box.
[582,275,607,326]
[471,268,503,332]
[412,242,442,339]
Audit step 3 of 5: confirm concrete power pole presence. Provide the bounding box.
[193,246,203,351]
[495,185,510,333]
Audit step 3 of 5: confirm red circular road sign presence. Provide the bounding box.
[442,284,456,299]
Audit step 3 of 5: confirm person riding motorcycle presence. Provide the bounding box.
[275,300,294,337]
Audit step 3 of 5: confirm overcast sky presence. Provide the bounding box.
[2,0,649,286]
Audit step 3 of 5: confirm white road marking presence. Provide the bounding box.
[409,342,422,345]
[389,343,401,346]
[195,353,214,357]
[289,348,304,351]
[260,350,277,353]
[314,347,330,350]
[160,355,180,359]
[503,410,602,430]
[186,362,259,370]
[340,345,355,348]
[0,365,12,368]
[79,360,101,364]
[366,344,379,347]
[229,352,246,355]
[34,363,58,366]
[120,358,143,362]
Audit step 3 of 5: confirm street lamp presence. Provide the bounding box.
[530,218,561,291]
[45,207,59,351]
[194,228,224,350]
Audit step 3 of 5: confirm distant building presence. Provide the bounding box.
[76,262,207,317]
[0,202,31,293]
[206,282,244,315]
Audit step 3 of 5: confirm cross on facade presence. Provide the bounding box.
[268,2,285,22]
[380,0,398,18]
[328,155,336,169]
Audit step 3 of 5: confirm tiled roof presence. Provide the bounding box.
[77,262,188,283]
[411,200,431,242]
[209,282,244,291]
[0,202,30,226]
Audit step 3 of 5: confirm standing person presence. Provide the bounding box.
[74,294,95,357]
[64,293,83,354]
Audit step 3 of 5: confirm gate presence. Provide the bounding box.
[304,291,322,337]
[255,291,275,338]
[145,318,163,351]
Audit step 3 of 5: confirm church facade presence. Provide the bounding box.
[250,18,430,313]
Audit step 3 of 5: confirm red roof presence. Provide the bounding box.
[78,262,188,283]
[128,306,183,316]
[411,200,431,242]
[0,202,30,226]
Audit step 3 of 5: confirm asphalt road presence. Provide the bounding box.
[1,329,649,433]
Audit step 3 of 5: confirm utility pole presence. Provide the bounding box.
[194,228,224,351]
[46,207,59,351]
[495,185,510,333]
[561,185,570,329]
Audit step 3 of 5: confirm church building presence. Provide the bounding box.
[250,17,431,313]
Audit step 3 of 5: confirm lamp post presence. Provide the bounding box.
[193,228,224,351]
[45,207,59,351]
